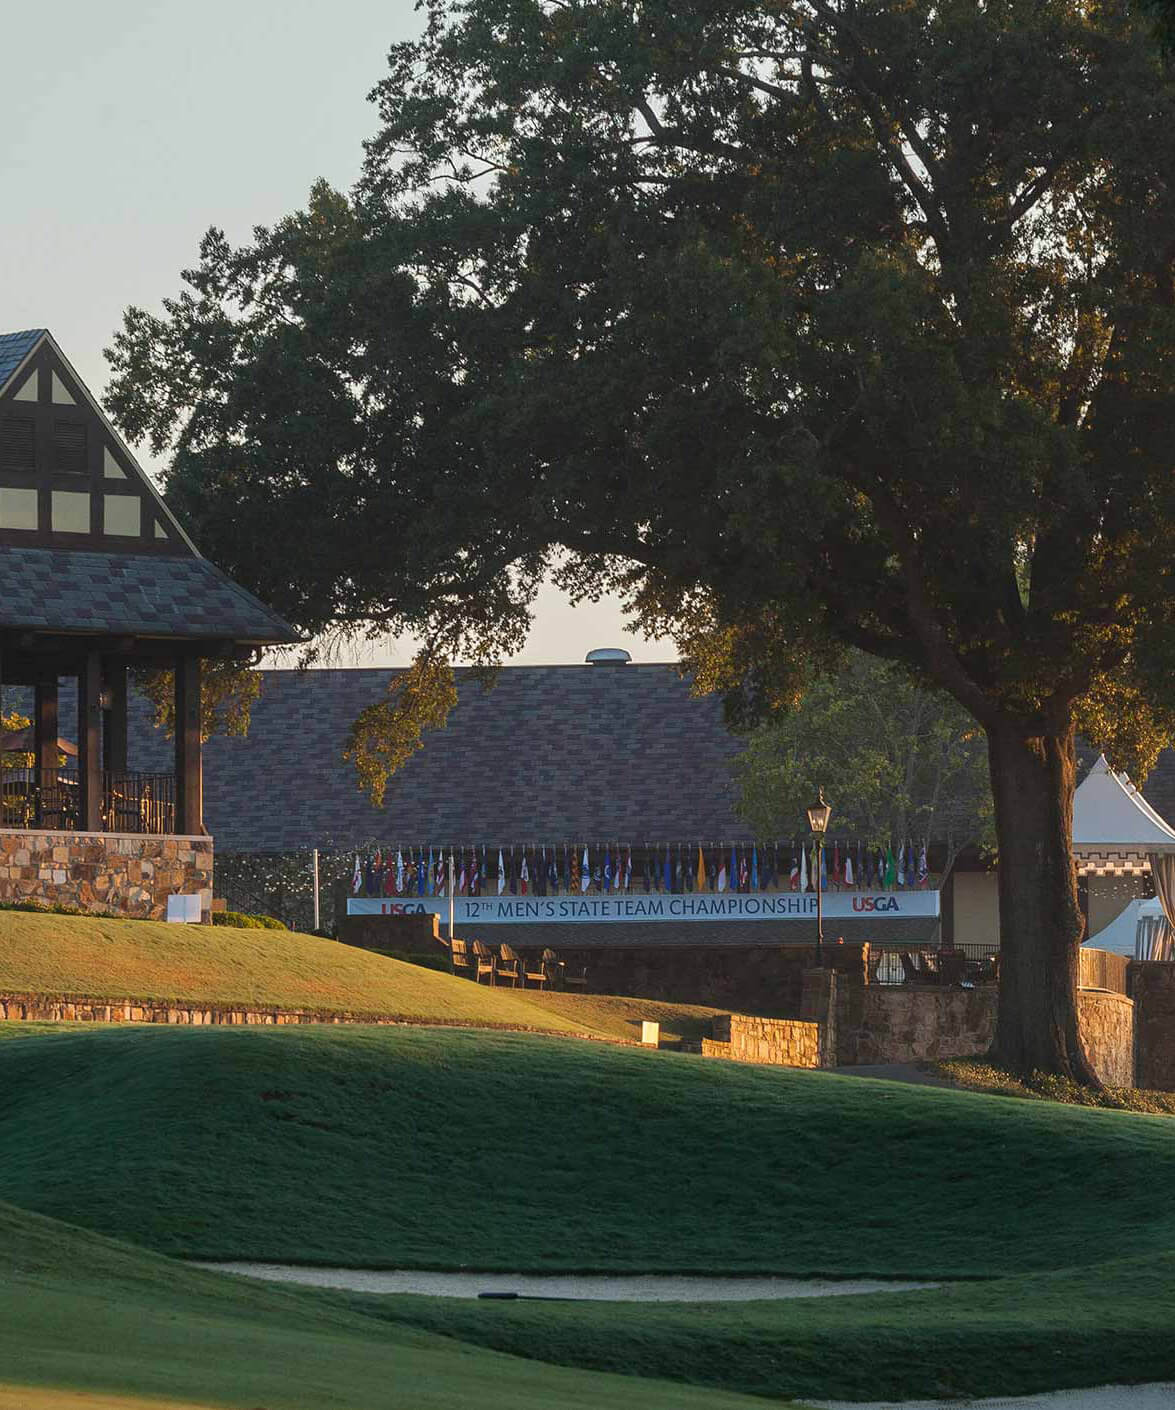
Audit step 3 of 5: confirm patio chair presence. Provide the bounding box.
[523,949,558,990]
[497,943,523,988]
[449,937,473,978]
[471,940,497,985]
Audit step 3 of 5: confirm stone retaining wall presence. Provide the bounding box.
[702,1012,822,1068]
[0,829,213,921]
[0,993,404,1026]
[1129,962,1175,1091]
[1077,989,1135,1088]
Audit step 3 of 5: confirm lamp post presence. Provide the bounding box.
[806,790,832,967]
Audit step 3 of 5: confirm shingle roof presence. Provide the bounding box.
[0,329,46,392]
[0,546,299,644]
[127,664,751,851]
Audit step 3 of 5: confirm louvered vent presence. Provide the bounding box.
[54,421,87,475]
[0,417,35,474]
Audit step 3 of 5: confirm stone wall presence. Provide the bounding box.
[1130,962,1175,1091]
[0,829,213,922]
[834,982,1135,1087]
[338,912,446,955]
[836,984,997,1065]
[506,940,869,1017]
[1076,989,1135,1088]
[702,1012,823,1068]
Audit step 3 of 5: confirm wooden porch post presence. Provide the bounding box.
[174,656,203,836]
[103,663,129,777]
[33,675,59,828]
[77,653,103,832]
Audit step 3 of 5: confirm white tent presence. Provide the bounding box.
[1072,754,1175,876]
[1074,756,1175,960]
[1086,898,1164,958]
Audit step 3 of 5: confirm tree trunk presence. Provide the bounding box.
[986,720,1100,1085]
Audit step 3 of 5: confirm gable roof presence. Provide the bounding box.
[0,329,46,392]
[0,546,299,644]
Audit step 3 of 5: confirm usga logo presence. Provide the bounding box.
[378,902,427,915]
[852,895,901,912]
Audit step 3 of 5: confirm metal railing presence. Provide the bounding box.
[868,942,999,986]
[1,770,175,836]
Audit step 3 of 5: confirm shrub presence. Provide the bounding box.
[212,911,286,930]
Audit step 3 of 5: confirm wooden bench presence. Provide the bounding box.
[471,939,497,984]
[450,937,473,978]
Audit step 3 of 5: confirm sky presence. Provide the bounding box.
[0,0,672,669]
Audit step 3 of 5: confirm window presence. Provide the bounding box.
[51,491,90,533]
[0,418,35,474]
[0,487,38,530]
[103,495,140,537]
[53,421,87,476]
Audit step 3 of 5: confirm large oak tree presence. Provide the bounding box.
[108,0,1175,1082]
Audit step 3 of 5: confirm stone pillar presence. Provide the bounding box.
[33,676,59,828]
[800,967,838,1067]
[103,662,128,777]
[77,653,103,832]
[174,656,203,836]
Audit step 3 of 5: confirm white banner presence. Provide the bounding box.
[346,890,940,924]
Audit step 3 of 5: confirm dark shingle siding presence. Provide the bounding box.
[0,329,45,392]
[128,664,751,852]
[0,548,298,643]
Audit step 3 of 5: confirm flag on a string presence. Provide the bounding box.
[799,843,808,893]
[506,846,516,895]
[603,847,612,893]
[751,844,759,892]
[918,841,929,888]
[819,843,828,891]
[569,846,580,893]
[417,850,427,896]
[729,843,737,893]
[674,846,683,894]
[831,842,842,889]
[351,854,362,895]
[392,849,402,896]
[739,847,749,892]
[844,844,854,888]
[695,844,706,892]
[456,851,467,895]
[884,844,896,889]
[580,846,591,893]
[520,850,529,895]
[896,844,906,888]
[663,846,673,893]
[624,847,633,891]
[790,845,800,891]
[717,852,728,892]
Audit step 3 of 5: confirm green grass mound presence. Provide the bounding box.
[0,910,596,1033]
[0,1199,761,1410]
[364,1248,1175,1403]
[3,1022,1175,1278]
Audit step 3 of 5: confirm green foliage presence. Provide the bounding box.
[212,910,287,930]
[133,660,262,743]
[0,710,31,772]
[734,652,993,860]
[938,1058,1175,1115]
[343,653,458,806]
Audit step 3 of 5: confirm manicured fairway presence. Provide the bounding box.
[0,1200,768,1410]
[0,910,596,1031]
[2,1021,1174,1278]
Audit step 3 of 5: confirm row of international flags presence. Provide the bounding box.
[350,839,932,898]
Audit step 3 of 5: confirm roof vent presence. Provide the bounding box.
[585,647,632,666]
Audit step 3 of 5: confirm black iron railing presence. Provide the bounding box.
[1,770,176,836]
[868,942,1000,986]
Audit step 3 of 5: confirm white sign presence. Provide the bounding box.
[346,890,940,924]
[166,894,202,924]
